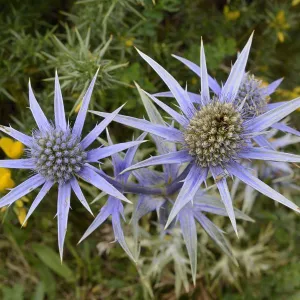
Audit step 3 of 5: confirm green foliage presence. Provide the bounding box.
[1,0,300,299]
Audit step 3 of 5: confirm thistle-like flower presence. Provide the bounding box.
[0,71,144,260]
[92,84,252,283]
[91,34,300,236]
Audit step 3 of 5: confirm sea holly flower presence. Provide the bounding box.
[91,34,300,236]
[78,131,148,262]
[0,71,145,260]
[124,86,252,283]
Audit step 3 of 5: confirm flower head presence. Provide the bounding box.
[184,100,244,167]
[0,70,144,260]
[91,34,300,238]
[103,85,252,283]
[31,127,87,183]
[235,74,269,118]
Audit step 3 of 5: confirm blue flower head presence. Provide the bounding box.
[0,71,144,260]
[95,86,253,284]
[91,33,300,238]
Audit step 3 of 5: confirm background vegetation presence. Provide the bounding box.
[0,0,300,299]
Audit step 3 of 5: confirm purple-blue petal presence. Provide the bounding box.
[210,166,238,236]
[121,150,192,174]
[0,174,45,208]
[171,54,221,95]
[153,91,202,104]
[178,206,198,284]
[136,48,196,119]
[28,80,51,132]
[226,161,300,212]
[0,158,35,169]
[260,78,283,96]
[54,71,67,131]
[200,39,210,105]
[245,96,300,133]
[57,182,71,261]
[272,122,300,137]
[239,147,300,162]
[23,180,53,224]
[165,165,208,229]
[266,102,287,111]
[79,198,113,243]
[70,177,94,216]
[253,135,275,150]
[87,140,146,163]
[111,203,135,261]
[79,165,131,203]
[90,111,184,142]
[221,33,253,102]
[80,104,125,149]
[194,211,235,260]
[0,126,33,147]
[143,90,189,127]
[72,70,99,137]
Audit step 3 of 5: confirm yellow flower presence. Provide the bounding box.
[0,169,29,226]
[191,77,198,85]
[75,101,82,113]
[0,137,24,159]
[223,5,240,21]
[277,31,285,43]
[13,203,28,227]
[15,199,24,208]
[125,38,134,47]
[0,168,15,192]
[15,197,30,226]
[17,207,27,227]
[277,87,300,111]
[259,79,269,88]
[292,0,300,6]
[275,10,290,29]
[269,10,290,43]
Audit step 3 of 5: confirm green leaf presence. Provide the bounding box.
[2,284,24,300]
[33,282,45,300]
[33,244,75,282]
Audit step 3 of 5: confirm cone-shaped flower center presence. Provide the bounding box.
[236,74,267,118]
[31,128,87,183]
[184,101,244,167]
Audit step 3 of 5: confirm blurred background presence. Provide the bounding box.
[0,0,300,299]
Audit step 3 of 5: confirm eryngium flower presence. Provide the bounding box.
[0,71,144,260]
[129,87,253,283]
[92,34,300,236]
